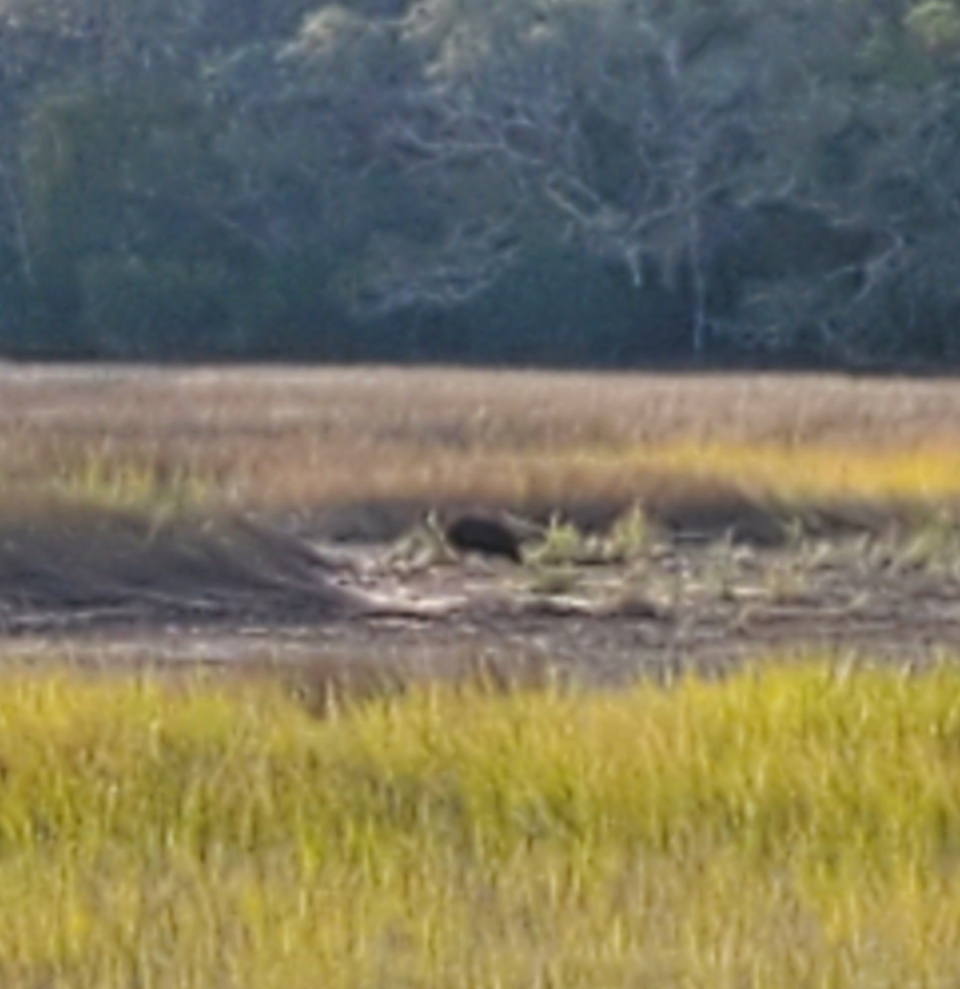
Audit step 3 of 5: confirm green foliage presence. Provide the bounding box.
[906,0,960,53]
[231,255,358,359]
[78,256,233,358]
[23,78,223,254]
[4,0,960,365]
[18,75,250,354]
[463,246,652,364]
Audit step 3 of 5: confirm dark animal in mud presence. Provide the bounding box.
[444,514,523,563]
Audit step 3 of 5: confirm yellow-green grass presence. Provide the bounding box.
[633,440,960,502]
[7,367,960,516]
[24,442,960,524]
[1,660,960,985]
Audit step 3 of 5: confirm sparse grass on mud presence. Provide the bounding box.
[6,366,960,520]
[2,660,960,987]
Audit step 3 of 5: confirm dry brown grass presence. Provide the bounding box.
[5,364,960,517]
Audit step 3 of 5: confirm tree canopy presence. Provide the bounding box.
[1,0,959,365]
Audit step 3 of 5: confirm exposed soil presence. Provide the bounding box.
[2,508,960,682]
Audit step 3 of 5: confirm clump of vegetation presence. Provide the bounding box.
[523,505,652,594]
[605,502,653,562]
[53,453,219,511]
[527,513,589,566]
[0,660,956,986]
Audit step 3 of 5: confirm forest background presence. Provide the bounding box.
[2,0,959,367]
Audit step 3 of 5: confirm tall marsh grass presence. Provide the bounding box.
[7,368,960,515]
[17,440,960,521]
[0,661,960,985]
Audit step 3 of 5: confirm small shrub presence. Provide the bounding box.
[528,513,586,565]
[605,502,652,562]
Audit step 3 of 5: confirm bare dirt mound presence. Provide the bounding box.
[0,509,377,632]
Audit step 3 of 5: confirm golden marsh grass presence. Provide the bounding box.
[0,660,959,986]
[4,365,960,513]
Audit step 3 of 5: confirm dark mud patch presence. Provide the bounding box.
[0,508,376,632]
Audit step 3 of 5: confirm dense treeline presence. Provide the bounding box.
[1,0,960,366]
